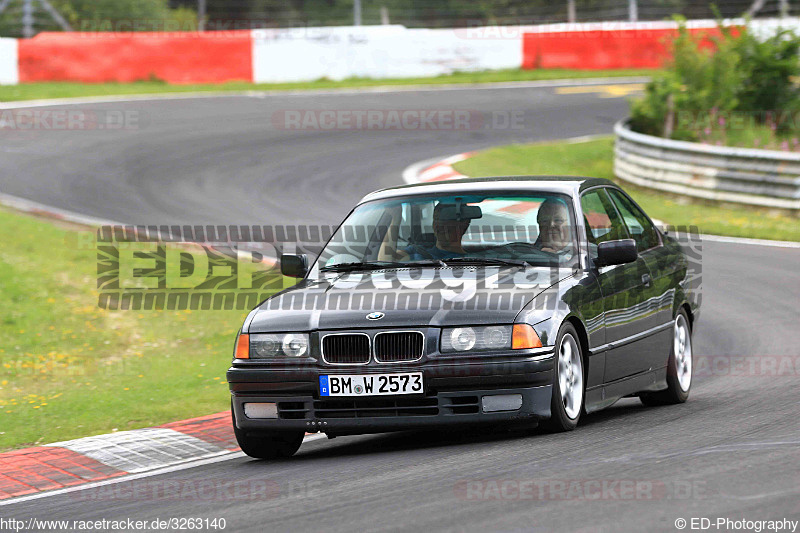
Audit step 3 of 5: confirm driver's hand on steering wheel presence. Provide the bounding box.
[540,246,560,254]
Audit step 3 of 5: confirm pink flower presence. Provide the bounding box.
[718,116,726,127]
[704,127,712,136]
[781,141,789,151]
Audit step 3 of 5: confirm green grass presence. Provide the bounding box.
[0,68,656,102]
[453,137,800,241]
[687,120,800,151]
[0,208,290,450]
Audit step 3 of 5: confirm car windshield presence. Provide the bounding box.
[315,191,578,273]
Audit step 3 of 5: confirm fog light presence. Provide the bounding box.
[481,394,523,413]
[243,402,278,419]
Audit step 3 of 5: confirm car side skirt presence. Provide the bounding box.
[585,365,669,413]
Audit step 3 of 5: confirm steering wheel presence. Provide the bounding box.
[503,241,568,260]
[406,244,437,260]
[503,242,543,254]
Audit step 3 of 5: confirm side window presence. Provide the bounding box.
[607,189,659,252]
[579,189,628,258]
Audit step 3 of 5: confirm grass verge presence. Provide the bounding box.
[0,68,656,102]
[0,207,288,450]
[453,137,800,241]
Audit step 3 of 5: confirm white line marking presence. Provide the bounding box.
[0,92,254,110]
[0,434,327,507]
[0,192,278,267]
[0,191,123,227]
[722,489,800,501]
[562,133,608,144]
[0,77,652,110]
[247,77,653,98]
[700,233,800,249]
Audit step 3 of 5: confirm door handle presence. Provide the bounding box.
[642,273,652,286]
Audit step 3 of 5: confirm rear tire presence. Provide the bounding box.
[640,309,692,406]
[543,323,584,432]
[231,405,304,459]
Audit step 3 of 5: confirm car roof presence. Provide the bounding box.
[359,176,617,204]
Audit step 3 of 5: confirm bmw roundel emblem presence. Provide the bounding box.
[366,312,385,320]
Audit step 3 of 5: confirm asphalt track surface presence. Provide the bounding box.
[2,83,799,532]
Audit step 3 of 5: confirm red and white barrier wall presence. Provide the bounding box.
[251,25,522,83]
[0,19,793,86]
[521,21,729,70]
[0,38,18,85]
[16,30,253,84]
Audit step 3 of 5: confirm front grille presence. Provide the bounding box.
[322,334,370,364]
[441,395,480,415]
[374,331,424,362]
[277,401,309,420]
[313,396,438,418]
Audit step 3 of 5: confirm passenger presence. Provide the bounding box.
[534,198,573,255]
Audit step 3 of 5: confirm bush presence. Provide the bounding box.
[630,18,800,145]
[0,0,196,34]
[735,27,800,116]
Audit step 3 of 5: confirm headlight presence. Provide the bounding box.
[250,333,309,358]
[449,328,476,351]
[441,325,512,353]
[282,334,309,357]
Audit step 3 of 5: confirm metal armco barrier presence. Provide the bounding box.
[614,120,800,210]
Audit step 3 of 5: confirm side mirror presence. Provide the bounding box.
[596,239,637,267]
[281,254,308,278]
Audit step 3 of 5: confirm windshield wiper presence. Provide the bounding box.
[320,260,446,272]
[443,257,531,268]
[321,261,403,272]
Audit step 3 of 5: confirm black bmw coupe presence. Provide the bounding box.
[227,177,701,458]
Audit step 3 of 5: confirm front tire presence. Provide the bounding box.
[232,406,304,459]
[544,323,585,432]
[641,309,692,406]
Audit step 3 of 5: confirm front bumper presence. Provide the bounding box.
[228,355,554,435]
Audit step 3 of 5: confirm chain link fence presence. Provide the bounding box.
[0,0,797,37]
[216,0,793,28]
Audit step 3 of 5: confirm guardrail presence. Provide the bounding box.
[613,120,800,210]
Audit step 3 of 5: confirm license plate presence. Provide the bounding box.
[319,372,423,397]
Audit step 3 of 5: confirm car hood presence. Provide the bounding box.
[247,266,575,332]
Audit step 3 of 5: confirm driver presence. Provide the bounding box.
[534,198,573,255]
[402,202,471,260]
